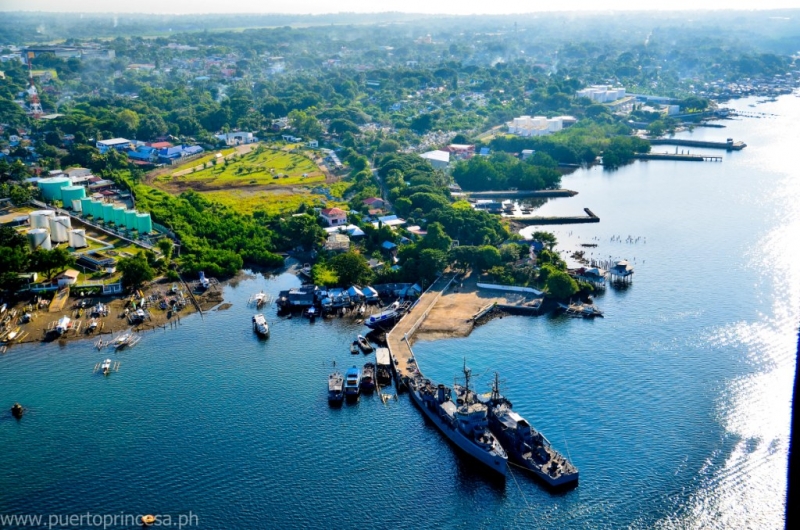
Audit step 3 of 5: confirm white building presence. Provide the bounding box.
[576,85,627,103]
[215,132,255,146]
[420,150,450,170]
[507,116,563,137]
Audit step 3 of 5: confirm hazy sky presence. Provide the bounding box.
[1,0,798,15]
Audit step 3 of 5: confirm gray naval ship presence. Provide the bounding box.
[467,373,579,488]
[408,362,508,477]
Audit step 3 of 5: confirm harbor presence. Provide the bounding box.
[0,95,796,529]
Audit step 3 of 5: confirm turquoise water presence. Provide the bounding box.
[1,94,798,529]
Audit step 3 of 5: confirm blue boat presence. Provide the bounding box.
[344,366,362,399]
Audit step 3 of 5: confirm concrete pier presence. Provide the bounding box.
[634,153,722,162]
[508,207,600,226]
[649,138,746,151]
[386,274,456,388]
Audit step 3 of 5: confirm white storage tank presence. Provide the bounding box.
[29,210,55,229]
[49,215,72,243]
[68,229,87,248]
[72,199,83,212]
[27,228,52,250]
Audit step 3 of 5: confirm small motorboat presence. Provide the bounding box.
[252,314,270,337]
[11,403,23,419]
[350,342,360,354]
[305,307,317,321]
[357,335,373,353]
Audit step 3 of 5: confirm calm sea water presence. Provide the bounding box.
[1,94,798,529]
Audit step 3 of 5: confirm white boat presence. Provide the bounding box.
[252,314,270,337]
[109,331,138,350]
[101,358,112,375]
[55,316,71,335]
[253,292,267,308]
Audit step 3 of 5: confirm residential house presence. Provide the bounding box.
[362,197,385,209]
[324,233,350,252]
[319,207,347,227]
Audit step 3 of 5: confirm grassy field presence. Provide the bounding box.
[161,147,324,191]
[147,144,335,216]
[203,189,347,216]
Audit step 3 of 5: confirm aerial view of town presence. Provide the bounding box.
[0,2,798,529]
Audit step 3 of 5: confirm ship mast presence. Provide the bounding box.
[462,358,471,403]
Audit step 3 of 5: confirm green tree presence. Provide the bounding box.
[29,247,75,280]
[283,214,325,250]
[531,231,557,251]
[157,238,174,262]
[418,222,452,252]
[545,270,579,299]
[329,252,373,286]
[118,252,155,291]
[311,262,339,287]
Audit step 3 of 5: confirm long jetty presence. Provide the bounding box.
[467,189,578,199]
[386,274,456,389]
[508,207,600,226]
[649,138,746,151]
[634,153,722,162]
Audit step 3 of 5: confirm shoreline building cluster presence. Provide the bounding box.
[576,85,627,103]
[507,116,575,137]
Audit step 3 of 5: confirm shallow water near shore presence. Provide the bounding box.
[1,94,798,528]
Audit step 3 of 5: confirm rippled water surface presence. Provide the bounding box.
[1,95,797,529]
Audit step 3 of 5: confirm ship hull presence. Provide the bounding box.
[409,384,507,477]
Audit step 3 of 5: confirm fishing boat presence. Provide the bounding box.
[361,362,376,391]
[55,316,71,335]
[480,373,579,488]
[252,314,270,337]
[364,301,409,331]
[375,348,392,385]
[109,330,138,350]
[87,319,99,333]
[328,371,344,405]
[350,342,360,354]
[356,335,373,353]
[344,366,362,399]
[407,362,508,477]
[305,307,318,321]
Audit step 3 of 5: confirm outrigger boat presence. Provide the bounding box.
[94,358,120,375]
[108,330,139,350]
